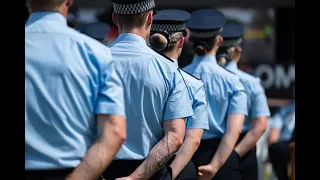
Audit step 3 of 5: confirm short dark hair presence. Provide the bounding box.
[114,11,150,29]
[27,0,65,11]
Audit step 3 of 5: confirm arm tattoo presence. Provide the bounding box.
[131,134,178,179]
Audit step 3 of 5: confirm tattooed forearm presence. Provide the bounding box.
[130,132,182,180]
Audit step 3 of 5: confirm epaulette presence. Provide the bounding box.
[180,69,200,81]
[150,47,174,63]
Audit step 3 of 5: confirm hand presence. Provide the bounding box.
[197,164,218,180]
[115,177,133,180]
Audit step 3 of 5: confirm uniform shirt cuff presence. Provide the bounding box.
[95,102,126,117]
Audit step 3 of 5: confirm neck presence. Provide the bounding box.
[207,46,218,57]
[118,27,148,41]
[231,59,239,64]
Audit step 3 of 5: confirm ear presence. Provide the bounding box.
[215,35,223,47]
[178,36,185,48]
[146,11,153,27]
[112,12,118,26]
[66,0,73,7]
[234,46,242,58]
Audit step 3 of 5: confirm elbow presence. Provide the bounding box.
[170,132,184,152]
[229,126,243,137]
[113,127,127,144]
[255,117,268,134]
[186,132,201,149]
[193,137,201,148]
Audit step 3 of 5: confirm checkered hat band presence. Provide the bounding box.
[113,0,155,15]
[190,28,222,39]
[221,38,243,47]
[151,23,185,32]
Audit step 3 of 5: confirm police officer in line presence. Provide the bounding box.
[102,0,194,179]
[268,84,295,180]
[183,9,248,180]
[80,22,111,45]
[218,23,271,180]
[149,9,209,179]
[25,0,127,179]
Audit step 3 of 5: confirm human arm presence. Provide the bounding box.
[198,79,247,179]
[68,55,126,179]
[170,85,208,179]
[67,115,126,180]
[235,83,270,157]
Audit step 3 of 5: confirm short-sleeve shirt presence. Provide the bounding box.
[183,55,248,139]
[270,102,295,141]
[225,61,271,132]
[25,12,125,169]
[172,60,209,130]
[109,33,194,160]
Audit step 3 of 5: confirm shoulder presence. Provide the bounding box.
[180,69,204,88]
[76,33,112,61]
[150,48,174,63]
[26,22,112,64]
[215,65,241,83]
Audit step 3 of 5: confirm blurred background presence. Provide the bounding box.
[25,1,295,179]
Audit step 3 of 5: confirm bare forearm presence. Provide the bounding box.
[209,130,241,170]
[235,126,265,157]
[67,137,124,180]
[130,133,182,180]
[67,115,126,180]
[170,132,201,179]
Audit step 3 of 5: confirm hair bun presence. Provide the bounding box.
[149,33,168,51]
[193,44,206,56]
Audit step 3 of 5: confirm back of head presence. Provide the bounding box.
[111,0,156,29]
[149,9,190,53]
[27,0,66,12]
[186,9,225,56]
[217,23,245,63]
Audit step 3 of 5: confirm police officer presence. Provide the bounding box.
[25,0,126,180]
[149,9,209,179]
[268,85,295,180]
[81,22,111,45]
[183,9,248,180]
[219,23,271,180]
[102,1,194,179]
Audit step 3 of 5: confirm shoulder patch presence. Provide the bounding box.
[180,69,200,80]
[150,47,174,63]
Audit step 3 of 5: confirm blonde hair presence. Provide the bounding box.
[149,32,183,52]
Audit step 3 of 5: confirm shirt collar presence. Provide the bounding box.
[115,33,147,45]
[172,58,179,68]
[225,61,238,71]
[26,11,67,26]
[193,54,217,64]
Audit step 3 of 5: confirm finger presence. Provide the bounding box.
[198,166,206,171]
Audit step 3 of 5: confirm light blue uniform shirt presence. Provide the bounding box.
[109,33,194,160]
[225,61,271,132]
[270,102,295,141]
[172,60,209,130]
[25,12,125,169]
[183,55,248,139]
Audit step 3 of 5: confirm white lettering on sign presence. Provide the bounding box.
[254,64,295,89]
